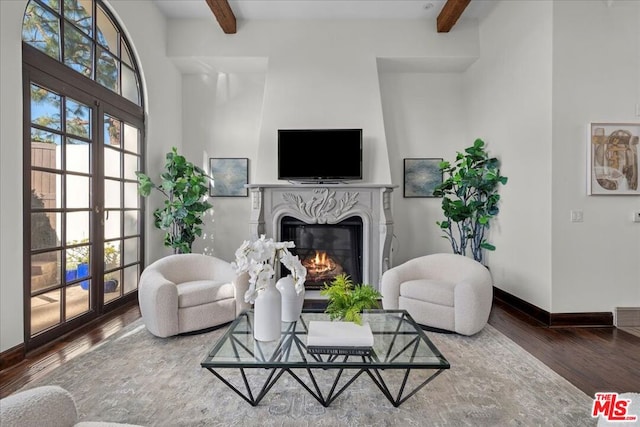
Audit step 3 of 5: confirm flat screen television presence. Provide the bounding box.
[278,128,363,182]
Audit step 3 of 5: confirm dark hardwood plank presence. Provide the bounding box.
[489,299,640,397]
[0,302,140,398]
[2,299,639,400]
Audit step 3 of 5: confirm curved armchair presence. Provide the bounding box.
[139,253,250,338]
[0,385,142,427]
[381,253,493,336]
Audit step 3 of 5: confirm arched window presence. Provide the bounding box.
[22,0,145,350]
[22,0,141,105]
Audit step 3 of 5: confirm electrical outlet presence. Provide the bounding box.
[570,210,584,223]
[633,211,640,223]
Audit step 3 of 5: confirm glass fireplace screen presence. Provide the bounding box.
[280,216,363,290]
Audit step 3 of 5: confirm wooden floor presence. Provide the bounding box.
[1,299,639,399]
[489,299,640,397]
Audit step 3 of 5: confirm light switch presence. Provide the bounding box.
[570,210,584,222]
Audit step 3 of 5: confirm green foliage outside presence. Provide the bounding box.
[22,0,117,86]
[320,273,382,325]
[433,138,508,265]
[136,147,212,254]
[22,0,140,105]
[66,238,92,269]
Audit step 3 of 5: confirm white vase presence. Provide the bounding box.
[276,275,305,322]
[253,280,282,341]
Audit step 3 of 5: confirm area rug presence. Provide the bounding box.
[21,319,594,426]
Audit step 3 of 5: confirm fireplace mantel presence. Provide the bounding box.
[246,183,396,291]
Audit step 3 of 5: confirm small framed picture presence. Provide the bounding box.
[588,123,640,195]
[209,158,249,197]
[403,158,443,198]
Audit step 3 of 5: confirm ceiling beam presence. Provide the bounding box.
[205,0,237,34]
[437,0,471,33]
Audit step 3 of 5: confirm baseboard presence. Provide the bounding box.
[493,287,550,325]
[548,312,613,328]
[493,287,613,328]
[0,344,25,371]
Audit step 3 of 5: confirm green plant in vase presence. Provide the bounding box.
[433,138,508,265]
[136,147,212,254]
[320,273,382,325]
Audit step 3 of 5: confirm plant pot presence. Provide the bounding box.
[65,269,77,282]
[104,279,118,293]
[77,263,89,290]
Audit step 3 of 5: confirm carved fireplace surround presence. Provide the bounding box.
[247,184,395,292]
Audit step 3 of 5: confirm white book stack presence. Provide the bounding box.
[306,321,374,355]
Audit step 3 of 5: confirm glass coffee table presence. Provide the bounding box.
[201,309,449,407]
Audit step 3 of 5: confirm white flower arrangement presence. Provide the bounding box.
[232,235,307,303]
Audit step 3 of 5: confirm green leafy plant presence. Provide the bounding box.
[104,242,120,268]
[320,273,382,325]
[433,138,508,265]
[67,239,90,267]
[136,147,212,254]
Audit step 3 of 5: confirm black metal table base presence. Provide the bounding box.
[205,364,446,407]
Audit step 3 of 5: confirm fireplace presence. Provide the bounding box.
[281,215,363,289]
[247,184,395,292]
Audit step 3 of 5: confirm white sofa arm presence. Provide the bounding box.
[138,269,179,338]
[381,267,402,310]
[381,257,429,310]
[0,385,78,427]
[454,276,493,336]
[233,271,251,314]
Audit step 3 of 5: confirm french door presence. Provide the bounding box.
[24,50,144,350]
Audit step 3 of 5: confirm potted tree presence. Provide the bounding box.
[136,147,212,254]
[433,138,508,265]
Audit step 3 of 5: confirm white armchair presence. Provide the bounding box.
[0,385,142,427]
[381,253,493,336]
[138,254,250,338]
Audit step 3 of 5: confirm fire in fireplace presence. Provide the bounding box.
[302,250,344,283]
[281,216,363,290]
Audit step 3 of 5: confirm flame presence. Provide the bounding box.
[315,251,327,266]
[303,251,338,275]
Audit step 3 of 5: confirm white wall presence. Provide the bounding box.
[168,1,639,314]
[379,72,467,265]
[551,0,640,313]
[0,0,182,352]
[464,0,640,313]
[167,19,480,186]
[182,70,267,261]
[166,18,480,261]
[0,0,27,354]
[465,0,554,310]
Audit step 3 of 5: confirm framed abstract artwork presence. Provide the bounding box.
[209,158,249,197]
[403,158,443,198]
[588,123,639,195]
